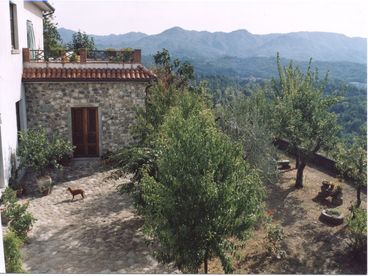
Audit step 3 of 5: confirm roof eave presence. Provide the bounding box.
[31,1,55,13]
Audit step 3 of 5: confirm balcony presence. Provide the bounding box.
[22,48,156,82]
[23,48,142,67]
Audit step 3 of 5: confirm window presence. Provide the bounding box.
[16,101,21,141]
[27,20,35,50]
[9,2,19,51]
[27,20,36,59]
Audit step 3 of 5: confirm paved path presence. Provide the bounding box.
[22,160,175,273]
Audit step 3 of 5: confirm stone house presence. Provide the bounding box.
[22,50,155,157]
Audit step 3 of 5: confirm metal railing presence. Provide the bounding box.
[25,48,139,64]
[29,49,79,62]
[87,50,134,63]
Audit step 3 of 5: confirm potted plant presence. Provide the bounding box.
[320,208,344,225]
[17,128,74,196]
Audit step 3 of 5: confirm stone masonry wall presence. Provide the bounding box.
[24,82,147,155]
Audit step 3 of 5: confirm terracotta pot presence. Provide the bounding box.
[36,175,52,196]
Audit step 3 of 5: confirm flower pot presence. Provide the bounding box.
[36,175,52,196]
[320,209,344,226]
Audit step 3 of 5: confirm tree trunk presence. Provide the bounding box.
[295,161,306,188]
[204,257,208,274]
[295,153,300,169]
[356,184,362,208]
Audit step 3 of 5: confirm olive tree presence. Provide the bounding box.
[218,90,278,185]
[140,91,265,273]
[334,129,367,207]
[271,54,340,188]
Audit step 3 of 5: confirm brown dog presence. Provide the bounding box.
[67,187,85,200]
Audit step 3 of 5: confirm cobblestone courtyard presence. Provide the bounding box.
[22,160,174,273]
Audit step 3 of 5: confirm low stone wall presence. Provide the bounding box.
[274,139,338,174]
[24,81,148,155]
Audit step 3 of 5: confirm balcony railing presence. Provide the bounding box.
[22,48,141,64]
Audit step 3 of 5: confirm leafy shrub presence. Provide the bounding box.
[140,91,265,273]
[4,230,24,273]
[8,202,36,241]
[110,147,157,211]
[1,187,36,241]
[1,187,17,207]
[17,128,74,176]
[266,224,285,257]
[347,207,367,260]
[69,52,78,62]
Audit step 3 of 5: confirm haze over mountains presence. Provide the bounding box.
[58,27,367,82]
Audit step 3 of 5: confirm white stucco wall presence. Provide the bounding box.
[0,0,44,188]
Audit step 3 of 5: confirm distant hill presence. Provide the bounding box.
[59,27,366,64]
[58,27,367,83]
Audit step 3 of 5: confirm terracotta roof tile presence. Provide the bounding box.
[22,67,156,82]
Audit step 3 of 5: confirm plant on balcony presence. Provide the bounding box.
[122,48,134,62]
[17,128,74,195]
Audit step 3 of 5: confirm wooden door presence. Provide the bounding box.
[71,107,99,157]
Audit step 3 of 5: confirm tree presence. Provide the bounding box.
[153,48,194,90]
[218,90,278,185]
[67,30,96,53]
[132,49,198,146]
[334,128,367,207]
[271,54,341,188]
[140,91,265,273]
[43,14,64,60]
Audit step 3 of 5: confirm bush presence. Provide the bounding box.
[17,128,74,176]
[4,231,24,273]
[140,91,265,273]
[1,187,36,241]
[110,147,157,210]
[266,224,284,257]
[347,207,367,260]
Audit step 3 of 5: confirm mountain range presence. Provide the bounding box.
[58,27,367,82]
[59,27,366,63]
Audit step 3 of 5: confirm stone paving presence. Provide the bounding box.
[21,160,175,273]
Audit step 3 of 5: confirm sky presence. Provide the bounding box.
[50,0,368,38]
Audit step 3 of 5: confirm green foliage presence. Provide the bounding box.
[347,207,367,260]
[133,84,180,146]
[67,30,96,53]
[1,187,17,206]
[4,231,24,273]
[334,128,367,207]
[1,187,36,241]
[218,90,278,184]
[270,54,341,188]
[43,14,65,60]
[327,81,366,138]
[17,128,74,176]
[196,75,366,141]
[111,147,157,209]
[325,208,341,216]
[132,50,206,146]
[140,91,265,273]
[7,202,36,241]
[266,224,284,256]
[153,48,194,89]
[69,52,78,62]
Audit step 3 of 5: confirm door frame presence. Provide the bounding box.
[68,105,102,158]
